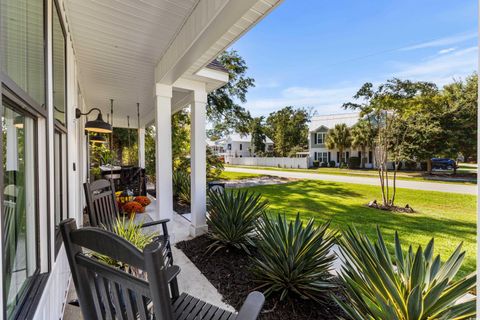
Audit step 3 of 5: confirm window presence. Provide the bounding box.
[227,144,232,151]
[2,101,38,319]
[1,0,45,106]
[239,143,242,151]
[53,2,66,124]
[54,130,67,253]
[317,152,328,164]
[316,132,326,144]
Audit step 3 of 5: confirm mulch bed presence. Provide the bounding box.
[176,235,348,320]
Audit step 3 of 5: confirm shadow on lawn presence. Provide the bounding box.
[245,180,475,246]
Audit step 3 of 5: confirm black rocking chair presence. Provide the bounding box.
[60,218,265,320]
[84,179,173,266]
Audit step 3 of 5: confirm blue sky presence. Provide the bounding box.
[231,0,477,117]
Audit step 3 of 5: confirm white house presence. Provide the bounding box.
[0,0,283,318]
[211,133,274,158]
[309,113,375,168]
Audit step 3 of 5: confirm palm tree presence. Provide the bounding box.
[325,123,352,165]
[351,120,374,168]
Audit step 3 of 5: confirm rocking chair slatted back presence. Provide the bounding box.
[60,218,173,320]
[84,179,119,231]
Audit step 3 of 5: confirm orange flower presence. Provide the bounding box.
[123,201,144,214]
[134,196,151,207]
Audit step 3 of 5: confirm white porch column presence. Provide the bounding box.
[190,89,208,237]
[155,84,173,222]
[138,128,146,168]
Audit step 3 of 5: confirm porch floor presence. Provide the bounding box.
[62,206,233,320]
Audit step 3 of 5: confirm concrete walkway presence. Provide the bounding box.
[225,167,477,195]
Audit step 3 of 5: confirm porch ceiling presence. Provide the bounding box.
[64,0,200,123]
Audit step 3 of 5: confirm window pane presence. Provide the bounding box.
[54,131,66,233]
[53,4,66,124]
[2,103,37,319]
[1,0,45,105]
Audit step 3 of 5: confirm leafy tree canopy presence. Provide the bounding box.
[207,50,255,138]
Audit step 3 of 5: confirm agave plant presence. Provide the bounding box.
[206,189,268,254]
[252,213,337,301]
[172,170,191,205]
[336,227,476,320]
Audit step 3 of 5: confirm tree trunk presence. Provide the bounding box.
[391,161,398,206]
[427,158,432,175]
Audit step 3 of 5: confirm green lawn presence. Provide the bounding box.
[226,165,477,185]
[218,171,265,180]
[241,180,476,277]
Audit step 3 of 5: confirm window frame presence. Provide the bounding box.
[316,132,326,144]
[52,0,67,131]
[0,93,41,320]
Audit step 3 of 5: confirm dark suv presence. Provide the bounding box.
[431,158,456,170]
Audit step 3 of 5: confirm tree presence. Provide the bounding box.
[265,106,311,156]
[351,119,375,168]
[441,73,477,162]
[325,124,352,165]
[344,78,441,207]
[207,50,255,137]
[249,116,266,155]
[171,110,191,172]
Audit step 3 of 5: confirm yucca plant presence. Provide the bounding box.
[207,189,268,254]
[173,170,191,205]
[93,214,158,274]
[252,213,337,301]
[336,227,476,320]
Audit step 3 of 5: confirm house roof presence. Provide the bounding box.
[206,60,229,73]
[227,133,273,144]
[309,112,360,132]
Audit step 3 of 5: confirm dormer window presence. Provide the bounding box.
[316,132,327,144]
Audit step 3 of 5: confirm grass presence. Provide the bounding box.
[218,171,265,181]
[226,164,477,185]
[241,180,476,278]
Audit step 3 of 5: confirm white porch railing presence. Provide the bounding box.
[225,156,310,169]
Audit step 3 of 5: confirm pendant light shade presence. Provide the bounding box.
[90,134,107,143]
[14,116,24,128]
[76,108,113,133]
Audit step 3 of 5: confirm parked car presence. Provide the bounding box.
[431,158,456,170]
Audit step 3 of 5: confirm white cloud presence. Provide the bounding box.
[438,47,456,55]
[394,46,477,85]
[246,85,359,116]
[400,32,476,51]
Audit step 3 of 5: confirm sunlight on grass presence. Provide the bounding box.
[242,180,476,277]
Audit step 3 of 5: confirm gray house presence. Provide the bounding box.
[308,113,375,168]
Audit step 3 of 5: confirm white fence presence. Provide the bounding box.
[225,156,310,169]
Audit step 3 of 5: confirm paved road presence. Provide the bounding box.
[225,167,477,195]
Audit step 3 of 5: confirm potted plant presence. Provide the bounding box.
[122,201,144,218]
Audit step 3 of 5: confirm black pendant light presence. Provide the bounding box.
[75,107,112,133]
[90,134,107,143]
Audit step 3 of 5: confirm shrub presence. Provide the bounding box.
[207,190,268,254]
[336,227,476,320]
[405,160,417,170]
[347,156,361,169]
[340,162,348,169]
[320,161,328,167]
[312,160,320,168]
[173,170,190,205]
[253,213,337,301]
[329,160,336,168]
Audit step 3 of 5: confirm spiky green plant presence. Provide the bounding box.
[336,227,476,320]
[93,214,158,270]
[173,170,191,205]
[207,189,268,254]
[252,213,337,301]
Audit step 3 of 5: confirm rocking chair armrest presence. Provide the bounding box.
[165,265,180,283]
[141,219,170,236]
[235,291,265,320]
